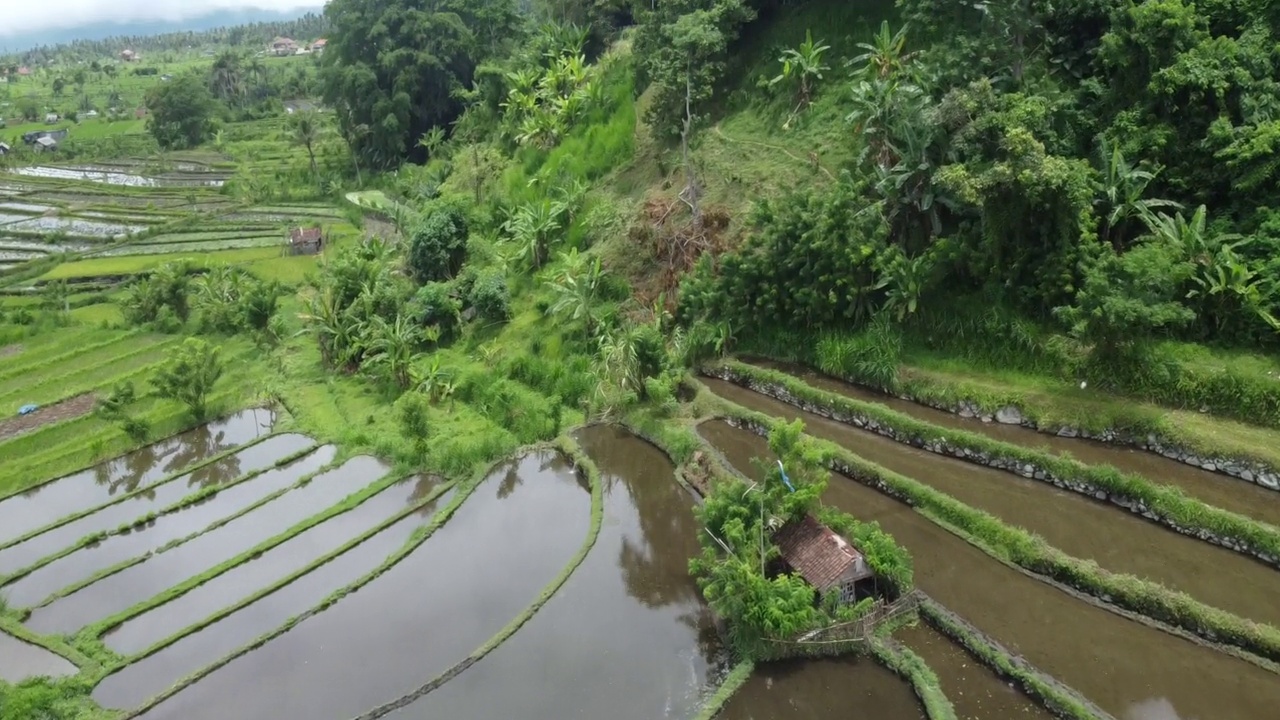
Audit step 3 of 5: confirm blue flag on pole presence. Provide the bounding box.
[776,460,796,493]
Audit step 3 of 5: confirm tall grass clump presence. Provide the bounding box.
[814,317,902,391]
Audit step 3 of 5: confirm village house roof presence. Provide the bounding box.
[774,515,867,591]
[0,142,11,154]
[35,136,57,148]
[17,67,31,76]
[290,227,323,245]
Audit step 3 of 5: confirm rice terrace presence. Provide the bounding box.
[2,1,1280,719]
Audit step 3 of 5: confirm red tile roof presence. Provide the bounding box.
[290,227,323,244]
[774,515,864,591]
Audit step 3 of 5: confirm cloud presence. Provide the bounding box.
[0,1,318,38]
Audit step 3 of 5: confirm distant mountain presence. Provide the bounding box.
[0,6,325,53]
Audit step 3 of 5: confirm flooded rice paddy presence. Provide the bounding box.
[700,419,1280,720]
[757,360,1280,527]
[0,408,275,545]
[0,433,315,580]
[0,440,329,608]
[8,165,228,188]
[718,656,926,720]
[895,623,1051,720]
[702,377,1280,628]
[93,486,455,710]
[24,449,366,635]
[133,451,590,720]
[104,473,441,655]
[0,631,76,683]
[387,426,723,720]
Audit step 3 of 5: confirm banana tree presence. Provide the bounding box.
[770,30,831,111]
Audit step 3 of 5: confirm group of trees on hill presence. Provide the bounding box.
[676,0,1280,366]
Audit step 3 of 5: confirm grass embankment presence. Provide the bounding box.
[349,434,606,720]
[64,456,414,660]
[898,357,1280,475]
[118,480,455,666]
[692,659,754,720]
[2,440,317,595]
[118,454,494,719]
[697,385,1280,668]
[869,634,956,720]
[919,597,1109,720]
[710,361,1280,564]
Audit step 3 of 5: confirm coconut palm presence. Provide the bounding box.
[289,110,322,180]
[210,51,246,105]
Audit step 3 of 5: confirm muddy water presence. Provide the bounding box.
[106,474,443,656]
[896,623,1050,720]
[0,409,276,544]
[93,486,454,711]
[387,426,721,720]
[134,452,591,720]
[25,453,380,636]
[701,420,1280,720]
[719,657,926,720]
[1,441,330,609]
[0,630,77,683]
[704,378,1280,628]
[756,361,1280,527]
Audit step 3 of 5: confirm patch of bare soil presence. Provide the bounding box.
[0,345,22,359]
[0,393,96,441]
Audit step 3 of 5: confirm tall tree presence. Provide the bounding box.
[289,110,323,180]
[145,73,216,149]
[320,0,521,168]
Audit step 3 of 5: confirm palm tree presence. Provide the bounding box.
[289,110,322,180]
[210,51,246,106]
[416,127,446,160]
[770,30,831,110]
[1095,138,1181,249]
[505,198,566,270]
[546,248,603,337]
[298,286,362,369]
[851,21,913,80]
[363,315,422,389]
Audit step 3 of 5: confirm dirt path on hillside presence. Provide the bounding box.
[0,393,96,441]
[0,345,22,359]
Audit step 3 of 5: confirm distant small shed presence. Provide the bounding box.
[288,226,324,255]
[774,515,873,605]
[0,142,10,156]
[44,113,59,124]
[34,136,58,152]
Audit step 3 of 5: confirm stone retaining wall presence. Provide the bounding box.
[705,370,1280,570]
[935,394,1276,492]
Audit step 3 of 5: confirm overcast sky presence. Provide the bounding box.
[0,1,318,39]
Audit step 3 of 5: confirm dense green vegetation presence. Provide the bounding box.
[5,0,1280,716]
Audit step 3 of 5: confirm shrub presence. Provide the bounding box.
[468,268,510,322]
[407,203,469,283]
[411,282,462,336]
[396,391,432,457]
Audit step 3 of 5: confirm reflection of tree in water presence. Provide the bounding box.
[187,450,244,489]
[98,442,165,496]
[407,475,443,516]
[496,461,523,500]
[163,423,223,475]
[577,427,703,610]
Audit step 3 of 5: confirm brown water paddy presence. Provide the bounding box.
[701,377,1280,629]
[131,450,591,720]
[718,656,926,720]
[700,419,1280,720]
[756,360,1280,527]
[381,425,723,720]
[0,408,275,545]
[0,438,328,608]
